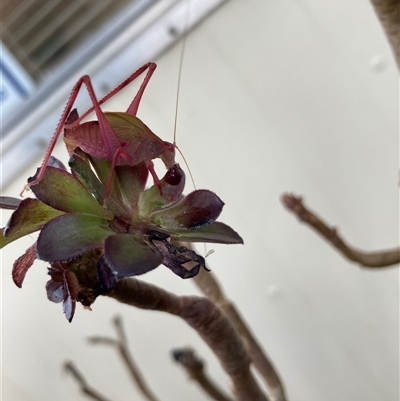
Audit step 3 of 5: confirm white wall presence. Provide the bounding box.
[1,1,398,400]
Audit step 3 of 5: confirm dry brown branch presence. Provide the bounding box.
[369,0,400,68]
[172,347,235,401]
[88,316,160,401]
[281,193,400,268]
[64,361,112,401]
[193,268,287,401]
[107,278,269,401]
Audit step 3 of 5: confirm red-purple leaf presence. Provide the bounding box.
[97,255,117,291]
[46,280,65,303]
[158,164,186,202]
[63,294,76,323]
[62,271,79,322]
[12,243,38,287]
[37,213,113,262]
[64,270,80,301]
[151,190,224,230]
[104,234,163,277]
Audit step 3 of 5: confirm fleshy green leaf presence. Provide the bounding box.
[69,150,106,204]
[151,190,224,230]
[115,162,148,212]
[138,165,185,217]
[2,198,65,247]
[0,228,11,248]
[29,166,111,218]
[169,221,244,244]
[138,185,168,217]
[69,150,126,217]
[89,157,121,200]
[103,234,163,277]
[37,213,114,262]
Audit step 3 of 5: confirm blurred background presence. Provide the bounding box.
[1,0,398,400]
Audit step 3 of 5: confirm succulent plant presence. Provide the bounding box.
[1,150,242,321]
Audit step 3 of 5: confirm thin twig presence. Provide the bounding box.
[64,361,113,401]
[281,193,400,268]
[107,278,269,401]
[193,268,287,401]
[88,316,160,401]
[172,347,235,401]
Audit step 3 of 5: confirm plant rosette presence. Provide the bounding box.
[1,150,243,321]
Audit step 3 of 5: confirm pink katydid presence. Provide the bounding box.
[26,62,181,198]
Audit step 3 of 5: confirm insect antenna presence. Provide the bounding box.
[173,0,197,190]
[173,1,189,147]
[176,145,196,189]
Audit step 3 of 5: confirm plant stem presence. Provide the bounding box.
[64,361,113,401]
[369,0,400,68]
[172,347,235,401]
[107,278,269,401]
[281,193,400,268]
[88,316,161,401]
[194,268,287,401]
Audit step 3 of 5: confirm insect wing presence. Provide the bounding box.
[105,112,165,165]
[64,121,110,160]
